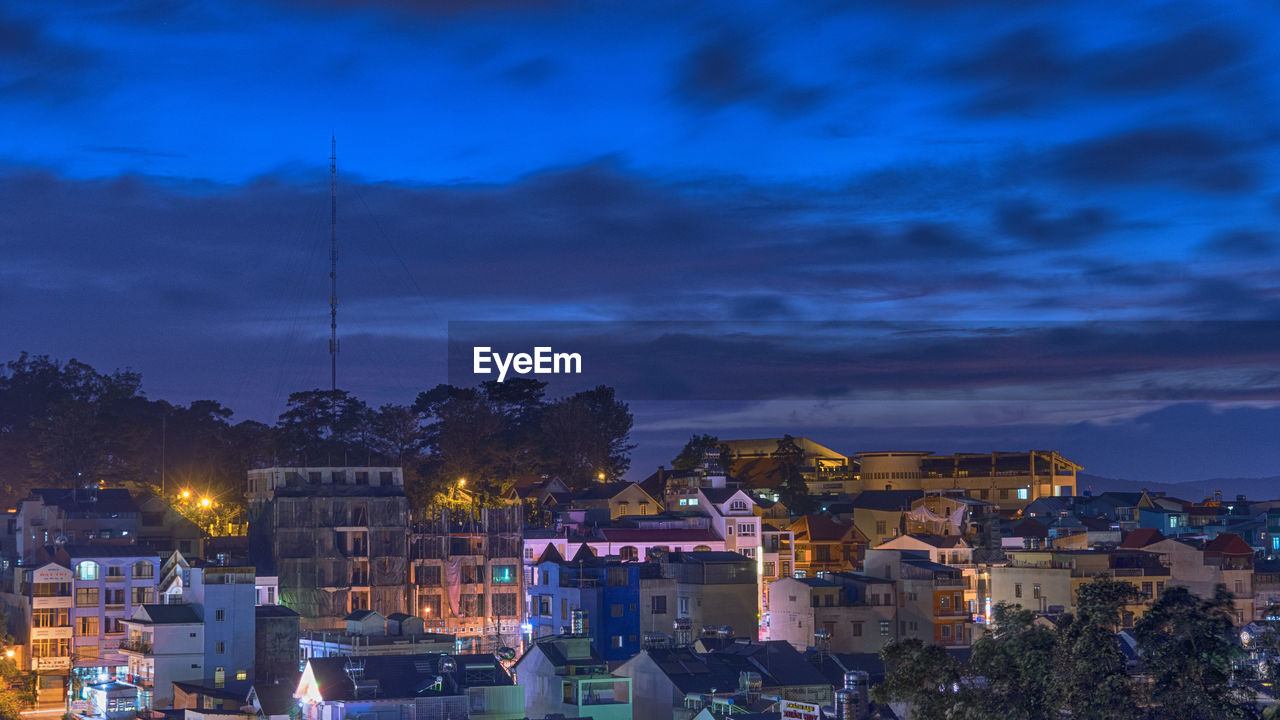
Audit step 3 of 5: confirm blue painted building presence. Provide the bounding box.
[1136,508,1189,536]
[159,551,257,686]
[526,549,641,664]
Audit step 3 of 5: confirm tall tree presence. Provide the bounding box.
[370,403,425,467]
[771,434,812,512]
[872,638,976,720]
[1134,584,1256,720]
[1052,576,1142,720]
[414,384,533,505]
[2,354,147,494]
[538,385,634,490]
[275,389,373,466]
[0,607,33,718]
[969,603,1057,720]
[672,433,733,474]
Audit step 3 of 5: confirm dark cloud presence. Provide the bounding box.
[948,24,1249,116]
[1091,27,1243,93]
[948,26,1069,115]
[0,11,98,102]
[4,162,1276,421]
[1054,126,1256,193]
[447,320,1280,404]
[84,145,186,159]
[274,0,560,15]
[995,199,1111,247]
[726,295,794,321]
[1198,229,1277,258]
[500,56,556,86]
[673,29,827,117]
[1178,278,1280,319]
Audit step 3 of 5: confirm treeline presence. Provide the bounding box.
[876,578,1273,720]
[0,353,633,511]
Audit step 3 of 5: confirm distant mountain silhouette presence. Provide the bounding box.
[1078,472,1280,502]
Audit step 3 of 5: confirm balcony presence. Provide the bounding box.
[119,639,152,654]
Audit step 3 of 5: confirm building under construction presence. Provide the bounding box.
[409,500,524,654]
[248,467,410,629]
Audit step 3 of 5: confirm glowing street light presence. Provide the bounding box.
[181,490,190,499]
[597,472,606,481]
[199,497,212,509]
[458,478,466,488]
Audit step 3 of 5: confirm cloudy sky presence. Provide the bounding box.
[2,0,1278,485]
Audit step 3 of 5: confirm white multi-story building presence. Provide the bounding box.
[120,604,203,710]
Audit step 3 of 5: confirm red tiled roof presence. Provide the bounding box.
[1119,528,1165,549]
[788,515,859,543]
[1204,532,1252,556]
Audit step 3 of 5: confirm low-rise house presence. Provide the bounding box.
[660,552,758,643]
[1254,558,1280,620]
[848,491,922,548]
[988,552,1072,617]
[298,609,455,662]
[513,634,632,720]
[614,641,831,720]
[120,603,204,710]
[876,533,972,567]
[573,482,664,520]
[864,549,970,646]
[254,604,300,686]
[1144,533,1255,624]
[523,519,726,569]
[788,515,866,578]
[14,489,140,561]
[768,574,896,654]
[295,653,525,720]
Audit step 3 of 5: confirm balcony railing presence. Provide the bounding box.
[119,639,152,654]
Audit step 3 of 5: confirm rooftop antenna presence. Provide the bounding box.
[328,136,339,391]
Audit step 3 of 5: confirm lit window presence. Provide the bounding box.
[1017,488,1029,500]
[77,562,99,581]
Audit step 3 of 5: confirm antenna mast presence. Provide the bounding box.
[329,136,339,391]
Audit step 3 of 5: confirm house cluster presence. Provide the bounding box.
[0,440,1275,720]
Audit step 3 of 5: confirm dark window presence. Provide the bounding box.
[651,596,667,615]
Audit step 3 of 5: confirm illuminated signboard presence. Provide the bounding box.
[780,699,821,720]
[32,564,73,583]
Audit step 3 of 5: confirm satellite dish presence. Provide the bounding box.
[495,647,516,661]
[54,535,69,546]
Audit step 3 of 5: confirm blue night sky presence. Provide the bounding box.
[2,0,1279,486]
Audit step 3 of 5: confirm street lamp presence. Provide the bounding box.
[181,490,190,499]
[199,497,212,509]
